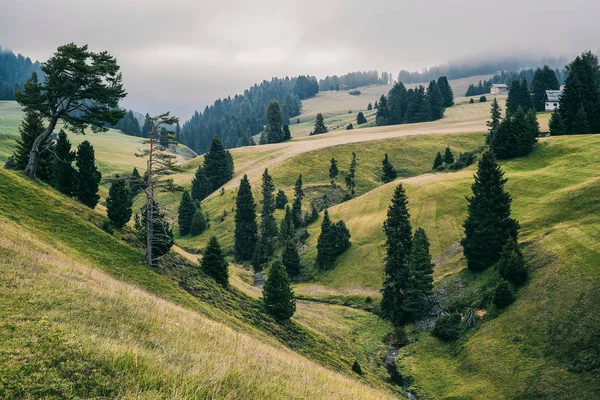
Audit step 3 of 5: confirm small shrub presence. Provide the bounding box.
[469,98,475,104]
[493,280,515,308]
[101,220,114,234]
[349,90,361,96]
[352,360,363,375]
[342,192,353,202]
[365,296,372,304]
[432,313,461,341]
[3,155,16,170]
[479,95,487,103]
[346,123,353,130]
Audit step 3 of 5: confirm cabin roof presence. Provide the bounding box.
[545,90,562,102]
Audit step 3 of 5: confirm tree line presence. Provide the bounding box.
[318,70,391,91]
[0,46,43,100]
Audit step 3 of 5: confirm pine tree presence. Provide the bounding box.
[282,124,291,141]
[234,175,258,261]
[279,205,295,242]
[405,86,431,123]
[548,108,566,135]
[311,113,328,135]
[437,76,454,107]
[177,191,196,235]
[260,169,278,241]
[531,65,560,111]
[443,147,454,164]
[316,210,335,269]
[13,110,53,182]
[486,98,502,144]
[141,114,153,138]
[329,157,339,186]
[381,153,397,183]
[332,220,351,255]
[264,100,284,143]
[367,103,373,110]
[106,178,132,229]
[263,260,296,320]
[571,106,591,133]
[282,239,301,277]
[292,174,304,228]
[202,236,229,287]
[190,208,207,236]
[52,130,77,196]
[520,79,533,112]
[345,152,357,197]
[356,112,367,125]
[506,80,522,114]
[432,152,444,170]
[497,238,528,285]
[134,200,174,260]
[461,152,519,271]
[204,136,234,191]
[275,189,288,209]
[381,184,413,327]
[387,82,408,125]
[130,167,143,196]
[191,166,211,202]
[403,228,434,320]
[427,80,444,120]
[493,280,515,308]
[75,141,101,208]
[376,95,388,126]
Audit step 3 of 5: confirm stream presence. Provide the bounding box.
[385,348,418,400]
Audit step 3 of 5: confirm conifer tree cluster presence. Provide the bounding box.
[461,152,519,271]
[432,147,454,169]
[52,131,77,196]
[506,79,534,114]
[316,210,351,269]
[135,200,174,260]
[531,65,560,111]
[489,107,539,159]
[12,110,54,183]
[112,110,142,137]
[309,113,328,135]
[261,100,290,144]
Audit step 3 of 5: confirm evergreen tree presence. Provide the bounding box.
[490,108,537,159]
[190,208,207,236]
[356,112,367,125]
[345,152,357,197]
[279,205,295,242]
[74,141,101,208]
[506,80,522,114]
[260,169,278,241]
[461,152,519,271]
[191,166,211,202]
[479,96,487,103]
[405,86,431,123]
[332,220,351,255]
[129,167,143,197]
[403,228,434,319]
[367,103,373,110]
[13,110,53,182]
[437,76,454,107]
[497,238,528,285]
[387,82,408,125]
[443,147,455,164]
[374,100,379,109]
[134,200,174,260]
[316,210,335,269]
[493,280,515,308]
[175,121,181,142]
[381,154,397,183]
[282,124,291,141]
[234,175,258,261]
[106,178,132,229]
[520,79,534,112]
[263,259,296,320]
[427,80,445,120]
[203,136,234,191]
[346,123,353,130]
[432,152,444,170]
[264,100,284,143]
[141,113,153,138]
[202,236,229,287]
[292,174,304,228]
[376,95,388,126]
[486,98,502,144]
[381,184,413,327]
[275,189,288,209]
[548,108,566,135]
[571,106,591,133]
[52,130,76,196]
[329,157,339,186]
[311,113,328,135]
[177,191,196,235]
[282,239,301,277]
[531,65,560,111]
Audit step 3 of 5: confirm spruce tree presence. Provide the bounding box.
[141,113,153,138]
[345,152,357,197]
[381,184,413,327]
[202,236,229,287]
[282,124,291,141]
[190,208,207,236]
[497,238,528,285]
[292,174,304,228]
[130,167,143,197]
[74,141,101,208]
[134,200,174,260]
[381,154,397,183]
[263,259,296,321]
[311,113,328,135]
[264,100,284,143]
[437,76,454,107]
[367,103,373,111]
[506,80,522,114]
[387,82,408,125]
[106,178,132,229]
[191,166,211,202]
[260,169,278,241]
[486,98,502,144]
[332,220,351,255]
[329,157,339,186]
[433,152,444,170]
[52,130,77,196]
[548,108,566,135]
[177,191,196,235]
[13,110,53,182]
[203,136,234,191]
[234,175,258,261]
[316,210,335,269]
[376,95,388,125]
[275,189,288,209]
[356,112,367,125]
[405,86,431,123]
[279,205,295,243]
[443,147,455,164]
[403,228,434,320]
[531,65,560,111]
[461,152,519,271]
[282,239,301,277]
[571,106,591,134]
[493,280,515,308]
[427,80,444,121]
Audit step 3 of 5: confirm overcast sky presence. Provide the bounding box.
[1,0,597,118]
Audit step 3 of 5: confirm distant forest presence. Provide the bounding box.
[318,71,391,91]
[179,76,316,154]
[465,68,565,97]
[0,46,43,100]
[398,55,570,84]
